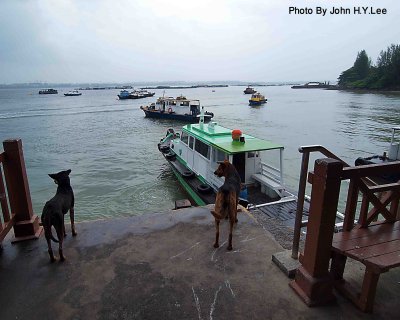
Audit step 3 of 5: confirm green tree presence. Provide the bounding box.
[338,50,371,87]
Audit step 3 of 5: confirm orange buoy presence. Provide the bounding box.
[232,129,242,140]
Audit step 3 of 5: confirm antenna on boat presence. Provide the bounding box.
[199,106,205,128]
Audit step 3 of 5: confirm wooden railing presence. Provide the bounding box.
[290,155,400,307]
[291,145,350,259]
[0,151,15,244]
[0,139,42,247]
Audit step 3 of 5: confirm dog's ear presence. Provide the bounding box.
[66,169,71,175]
[48,173,57,179]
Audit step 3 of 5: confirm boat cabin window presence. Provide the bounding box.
[247,151,259,158]
[189,136,194,149]
[195,139,210,160]
[213,149,227,162]
[181,132,189,145]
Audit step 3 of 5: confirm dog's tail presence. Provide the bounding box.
[48,229,59,243]
[211,190,232,220]
[41,212,59,243]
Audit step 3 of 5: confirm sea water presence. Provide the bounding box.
[0,85,399,221]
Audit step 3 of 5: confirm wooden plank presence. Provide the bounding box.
[364,250,400,271]
[345,239,400,262]
[332,221,400,242]
[332,228,400,252]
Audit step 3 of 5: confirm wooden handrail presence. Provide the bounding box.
[292,145,350,259]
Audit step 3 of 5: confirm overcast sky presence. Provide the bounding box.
[0,0,398,84]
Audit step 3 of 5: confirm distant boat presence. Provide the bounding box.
[39,89,58,94]
[140,95,214,123]
[249,92,267,106]
[118,90,131,100]
[291,82,335,89]
[64,90,82,96]
[118,89,155,100]
[243,86,256,94]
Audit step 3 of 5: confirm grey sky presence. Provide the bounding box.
[0,0,398,83]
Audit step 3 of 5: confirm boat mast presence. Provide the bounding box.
[199,106,205,128]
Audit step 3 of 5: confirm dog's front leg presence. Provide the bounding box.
[214,219,220,248]
[70,207,77,236]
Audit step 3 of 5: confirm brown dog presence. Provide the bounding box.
[211,159,241,250]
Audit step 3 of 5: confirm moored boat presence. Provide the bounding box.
[140,95,214,123]
[355,127,400,182]
[158,111,295,208]
[118,90,131,100]
[64,90,82,96]
[39,89,58,94]
[249,92,267,106]
[243,86,256,94]
[118,89,155,100]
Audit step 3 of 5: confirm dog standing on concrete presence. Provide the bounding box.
[41,169,77,262]
[211,160,241,251]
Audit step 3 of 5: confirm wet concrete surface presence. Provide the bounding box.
[0,206,399,319]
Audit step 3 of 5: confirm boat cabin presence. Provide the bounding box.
[149,96,201,116]
[170,121,287,199]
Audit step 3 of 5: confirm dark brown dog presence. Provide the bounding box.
[41,169,77,262]
[211,159,241,250]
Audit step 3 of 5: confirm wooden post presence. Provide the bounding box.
[290,158,343,306]
[2,139,42,242]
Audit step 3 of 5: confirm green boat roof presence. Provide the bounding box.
[182,123,283,154]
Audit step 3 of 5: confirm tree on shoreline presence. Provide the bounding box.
[338,44,400,90]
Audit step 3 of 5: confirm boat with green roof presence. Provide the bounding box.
[158,108,296,208]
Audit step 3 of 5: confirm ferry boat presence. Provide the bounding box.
[118,90,131,100]
[158,111,295,207]
[64,90,82,96]
[39,89,58,94]
[249,92,267,106]
[130,89,155,99]
[118,89,155,100]
[141,96,214,123]
[243,86,256,94]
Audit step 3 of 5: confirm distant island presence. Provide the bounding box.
[338,44,400,90]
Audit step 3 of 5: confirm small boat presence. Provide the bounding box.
[157,110,295,208]
[243,86,256,94]
[249,92,267,106]
[64,90,82,96]
[118,90,131,100]
[140,95,214,123]
[39,89,58,94]
[355,127,400,182]
[118,89,155,100]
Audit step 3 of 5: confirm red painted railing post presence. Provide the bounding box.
[2,139,42,242]
[290,158,343,306]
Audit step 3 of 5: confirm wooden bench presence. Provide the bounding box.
[330,180,400,313]
[331,221,400,312]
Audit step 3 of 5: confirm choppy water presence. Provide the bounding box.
[0,86,399,221]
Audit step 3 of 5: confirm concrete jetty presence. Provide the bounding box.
[0,206,398,319]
